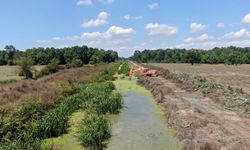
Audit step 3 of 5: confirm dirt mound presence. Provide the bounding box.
[138,75,250,150]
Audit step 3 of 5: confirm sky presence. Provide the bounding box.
[0,0,250,57]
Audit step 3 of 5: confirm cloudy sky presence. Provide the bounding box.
[0,0,250,57]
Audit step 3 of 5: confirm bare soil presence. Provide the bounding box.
[131,62,250,150]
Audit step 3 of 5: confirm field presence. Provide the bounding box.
[149,63,250,94]
[0,65,45,82]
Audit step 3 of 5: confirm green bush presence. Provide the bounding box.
[35,59,61,78]
[55,80,80,96]
[93,70,116,82]
[17,57,34,79]
[107,93,123,114]
[82,92,123,114]
[76,113,111,149]
[118,61,130,76]
[66,59,83,68]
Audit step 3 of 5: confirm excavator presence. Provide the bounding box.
[129,65,158,79]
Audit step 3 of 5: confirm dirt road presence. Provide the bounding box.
[131,62,250,149]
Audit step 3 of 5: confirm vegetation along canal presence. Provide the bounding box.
[107,76,180,150]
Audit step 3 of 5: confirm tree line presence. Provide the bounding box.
[0,45,119,65]
[131,46,250,65]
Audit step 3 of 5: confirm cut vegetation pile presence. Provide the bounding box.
[0,62,123,150]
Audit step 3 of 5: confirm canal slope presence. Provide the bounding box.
[107,77,180,150]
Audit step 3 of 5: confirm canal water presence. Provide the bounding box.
[107,77,180,150]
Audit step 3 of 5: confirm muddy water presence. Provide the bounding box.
[107,78,180,150]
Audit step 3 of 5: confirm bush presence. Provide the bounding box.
[118,61,130,76]
[17,57,34,79]
[35,59,61,78]
[66,59,83,68]
[82,92,123,114]
[55,80,80,96]
[93,70,116,82]
[17,96,44,123]
[76,113,111,149]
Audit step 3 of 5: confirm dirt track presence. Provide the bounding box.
[131,62,250,150]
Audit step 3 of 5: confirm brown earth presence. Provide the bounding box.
[131,62,250,150]
[0,63,113,105]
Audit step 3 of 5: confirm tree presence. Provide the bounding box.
[187,50,202,65]
[17,57,34,79]
[4,45,17,65]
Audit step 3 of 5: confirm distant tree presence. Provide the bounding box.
[187,50,202,65]
[225,51,243,65]
[4,45,17,65]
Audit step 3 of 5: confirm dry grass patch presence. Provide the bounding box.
[0,64,113,105]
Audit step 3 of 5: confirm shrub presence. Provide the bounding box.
[82,92,123,114]
[17,96,44,123]
[55,80,80,96]
[93,70,116,82]
[107,93,123,114]
[118,61,130,76]
[76,113,111,149]
[35,59,61,78]
[66,59,83,68]
[17,57,34,79]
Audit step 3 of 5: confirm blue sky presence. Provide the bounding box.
[0,0,250,57]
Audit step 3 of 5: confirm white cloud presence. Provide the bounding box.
[124,15,142,20]
[184,34,215,43]
[242,13,250,24]
[77,0,92,6]
[176,39,250,50]
[148,2,159,9]
[83,26,135,41]
[77,0,115,5]
[217,22,225,28]
[100,0,115,4]
[224,28,250,39]
[35,40,51,43]
[82,11,109,28]
[51,35,83,41]
[145,23,178,36]
[190,22,206,32]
